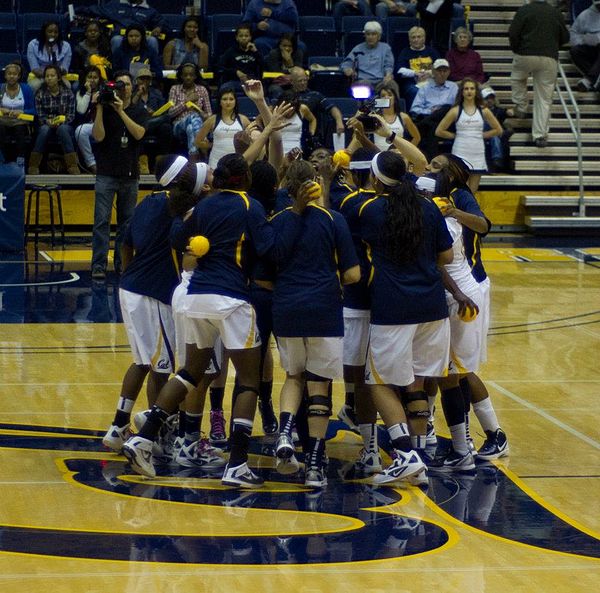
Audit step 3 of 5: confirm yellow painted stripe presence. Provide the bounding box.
[235,232,245,268]
[308,203,333,220]
[244,305,257,349]
[358,196,380,216]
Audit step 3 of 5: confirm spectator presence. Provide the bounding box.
[509,0,569,148]
[416,0,456,54]
[333,1,373,31]
[162,16,209,71]
[265,33,304,99]
[168,62,212,161]
[29,65,79,175]
[409,58,458,160]
[375,0,418,20]
[435,78,503,191]
[243,0,300,55]
[446,26,486,84]
[78,0,168,54]
[481,86,515,173]
[26,21,72,93]
[396,26,440,109]
[74,65,102,174]
[341,21,395,87]
[372,81,420,151]
[570,0,600,92]
[0,62,35,169]
[132,67,171,174]
[91,70,148,280]
[195,86,252,169]
[289,66,345,138]
[71,20,112,79]
[219,24,264,90]
[112,25,164,81]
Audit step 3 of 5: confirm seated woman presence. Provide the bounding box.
[26,20,72,92]
[74,65,102,174]
[195,86,252,169]
[265,33,304,100]
[71,20,112,80]
[373,82,420,151]
[29,65,79,175]
[446,27,486,84]
[111,25,163,81]
[163,16,209,71]
[0,62,36,168]
[168,62,212,161]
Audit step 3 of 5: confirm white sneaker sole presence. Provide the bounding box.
[372,461,426,485]
[122,445,156,478]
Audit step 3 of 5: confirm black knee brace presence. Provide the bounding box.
[402,390,430,419]
[305,371,331,383]
[174,368,199,391]
[237,384,260,397]
[307,394,332,417]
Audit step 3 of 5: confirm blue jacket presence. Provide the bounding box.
[243,0,299,40]
[0,83,37,117]
[81,0,167,33]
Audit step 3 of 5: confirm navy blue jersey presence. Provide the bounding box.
[274,188,293,213]
[170,189,302,302]
[329,178,355,211]
[270,204,359,337]
[359,195,452,325]
[450,187,491,283]
[119,192,180,305]
[337,188,376,311]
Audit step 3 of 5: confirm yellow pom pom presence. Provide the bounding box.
[459,305,478,322]
[306,180,322,201]
[432,197,450,210]
[189,235,210,257]
[332,150,351,168]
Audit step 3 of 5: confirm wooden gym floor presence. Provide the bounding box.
[0,243,599,592]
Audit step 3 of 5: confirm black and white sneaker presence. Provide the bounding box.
[258,400,279,435]
[477,428,509,460]
[337,404,359,433]
[221,462,264,489]
[430,450,476,472]
[372,450,425,485]
[122,436,156,478]
[275,433,295,460]
[102,423,132,452]
[305,466,327,488]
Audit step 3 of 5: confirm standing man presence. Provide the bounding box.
[509,0,569,148]
[91,70,148,280]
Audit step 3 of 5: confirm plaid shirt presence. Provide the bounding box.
[168,84,211,123]
[35,85,75,125]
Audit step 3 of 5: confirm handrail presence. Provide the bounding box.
[556,63,585,217]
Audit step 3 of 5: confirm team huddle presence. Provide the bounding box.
[100,88,509,490]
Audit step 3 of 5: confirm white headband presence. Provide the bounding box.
[158,156,188,187]
[371,154,400,187]
[194,162,208,196]
[349,160,372,170]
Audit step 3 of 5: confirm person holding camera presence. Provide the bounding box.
[91,70,148,280]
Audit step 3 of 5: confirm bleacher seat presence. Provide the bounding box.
[208,14,243,56]
[17,0,58,14]
[385,16,419,41]
[388,30,410,56]
[58,0,99,10]
[571,0,592,19]
[295,0,328,16]
[237,96,259,119]
[0,1,15,13]
[162,14,187,38]
[341,16,377,55]
[147,0,187,15]
[307,56,347,97]
[204,0,243,15]
[299,16,337,58]
[329,97,358,120]
[21,14,68,49]
[0,13,18,53]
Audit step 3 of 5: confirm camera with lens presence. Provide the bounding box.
[98,80,126,105]
[350,84,390,133]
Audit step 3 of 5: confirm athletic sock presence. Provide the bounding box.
[344,383,355,408]
[259,380,273,404]
[229,418,253,466]
[449,422,469,455]
[427,395,437,418]
[441,386,465,427]
[473,397,500,432]
[279,411,295,437]
[209,387,225,411]
[113,396,134,427]
[359,422,378,453]
[307,437,325,469]
[184,412,202,445]
[137,405,169,441]
[387,423,411,453]
[178,409,186,438]
[410,435,427,450]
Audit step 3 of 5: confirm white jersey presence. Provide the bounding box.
[373,114,405,151]
[280,113,302,155]
[208,116,244,169]
[444,216,481,296]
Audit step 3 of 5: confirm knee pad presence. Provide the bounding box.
[174,368,199,392]
[402,390,430,419]
[307,394,332,417]
[237,384,260,397]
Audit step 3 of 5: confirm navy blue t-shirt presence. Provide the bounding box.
[450,187,491,283]
[337,188,376,311]
[170,189,302,302]
[269,204,359,337]
[359,194,452,325]
[119,192,180,305]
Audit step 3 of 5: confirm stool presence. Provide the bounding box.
[25,184,65,246]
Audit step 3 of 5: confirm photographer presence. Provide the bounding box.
[91,70,148,280]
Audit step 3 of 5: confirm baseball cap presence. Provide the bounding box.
[433,59,450,70]
[135,67,153,79]
[481,87,496,99]
[363,21,382,34]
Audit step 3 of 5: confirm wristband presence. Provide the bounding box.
[385,132,396,144]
